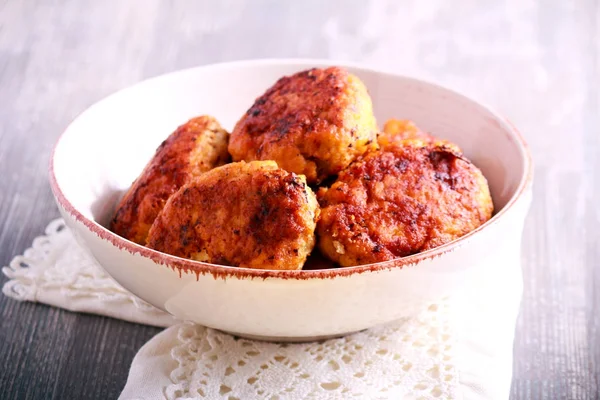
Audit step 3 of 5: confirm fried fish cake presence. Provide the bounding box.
[378,119,463,155]
[110,116,230,245]
[146,161,320,270]
[377,119,434,148]
[317,142,493,267]
[228,67,378,184]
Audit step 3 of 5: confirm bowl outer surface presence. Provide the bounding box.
[50,59,533,338]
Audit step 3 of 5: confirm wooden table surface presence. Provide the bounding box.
[1,1,598,398]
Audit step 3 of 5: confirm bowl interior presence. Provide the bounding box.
[52,60,527,242]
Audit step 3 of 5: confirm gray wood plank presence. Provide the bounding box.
[0,0,598,398]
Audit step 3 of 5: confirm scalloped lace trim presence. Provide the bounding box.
[2,219,171,319]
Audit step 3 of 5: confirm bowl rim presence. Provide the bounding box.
[48,58,534,280]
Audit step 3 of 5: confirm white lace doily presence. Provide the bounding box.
[2,219,176,327]
[3,219,521,400]
[164,302,457,400]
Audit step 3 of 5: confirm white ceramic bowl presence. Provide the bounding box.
[50,59,533,341]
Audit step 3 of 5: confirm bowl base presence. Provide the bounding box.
[222,329,363,343]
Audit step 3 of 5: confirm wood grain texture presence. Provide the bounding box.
[0,0,598,398]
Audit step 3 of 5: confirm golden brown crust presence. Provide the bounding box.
[378,119,462,153]
[228,67,378,184]
[317,142,494,267]
[146,161,320,270]
[110,116,230,245]
[379,119,433,145]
